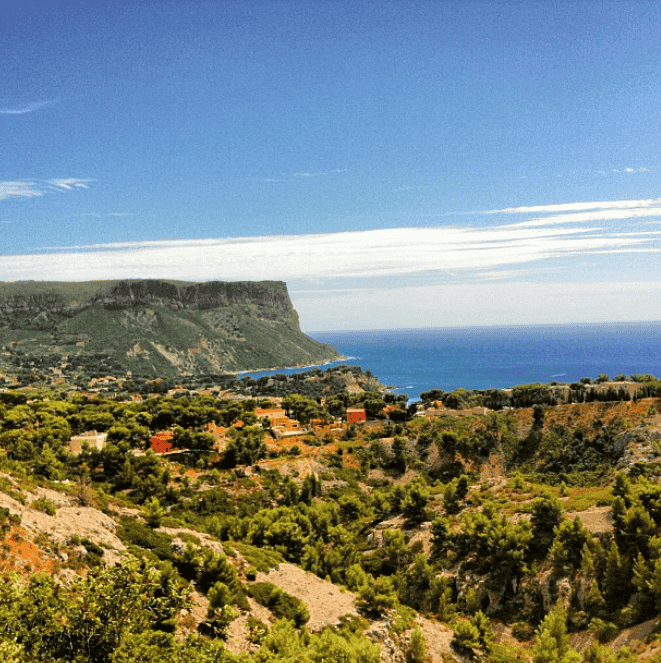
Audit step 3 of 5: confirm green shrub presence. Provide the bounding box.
[407,627,428,663]
[356,575,398,616]
[197,550,249,610]
[247,616,268,644]
[452,619,480,653]
[0,506,20,539]
[116,516,173,561]
[248,582,309,626]
[31,496,57,516]
[233,542,283,572]
[511,621,535,641]
[81,538,104,558]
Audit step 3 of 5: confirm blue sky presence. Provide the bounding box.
[2,0,661,331]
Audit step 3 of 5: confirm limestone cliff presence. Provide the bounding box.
[0,280,340,378]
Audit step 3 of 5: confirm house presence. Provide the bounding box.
[150,430,174,454]
[68,431,108,456]
[346,408,366,424]
[255,407,303,432]
[254,407,287,419]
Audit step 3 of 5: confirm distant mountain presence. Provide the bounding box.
[0,279,341,380]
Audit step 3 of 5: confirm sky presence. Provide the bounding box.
[2,0,661,331]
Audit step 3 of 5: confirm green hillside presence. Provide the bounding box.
[0,279,341,381]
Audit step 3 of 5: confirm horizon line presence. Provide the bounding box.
[304,319,661,334]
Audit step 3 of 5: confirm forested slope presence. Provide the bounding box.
[1,372,661,662]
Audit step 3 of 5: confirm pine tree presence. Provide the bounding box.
[392,436,409,472]
[602,540,630,609]
[142,496,166,528]
[431,516,450,555]
[582,641,617,663]
[429,576,454,620]
[407,627,428,663]
[585,579,606,616]
[612,472,632,507]
[532,491,564,553]
[470,610,494,651]
[580,542,595,574]
[452,619,481,653]
[443,480,460,515]
[532,603,581,663]
[401,477,431,521]
[550,517,591,573]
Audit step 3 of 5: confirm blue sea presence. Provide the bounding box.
[244,322,661,402]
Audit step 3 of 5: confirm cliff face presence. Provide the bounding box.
[0,280,298,326]
[92,280,296,313]
[0,280,340,378]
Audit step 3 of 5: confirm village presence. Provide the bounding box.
[66,397,385,460]
[62,376,650,465]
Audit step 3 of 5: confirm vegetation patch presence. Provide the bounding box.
[233,541,283,572]
[248,581,310,626]
[31,496,57,515]
[116,515,174,561]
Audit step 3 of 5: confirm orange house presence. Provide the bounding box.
[151,430,174,454]
[346,408,366,424]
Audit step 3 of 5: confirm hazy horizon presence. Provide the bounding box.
[304,318,661,335]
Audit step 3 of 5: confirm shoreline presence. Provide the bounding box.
[231,355,350,377]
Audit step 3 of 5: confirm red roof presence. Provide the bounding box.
[150,430,174,454]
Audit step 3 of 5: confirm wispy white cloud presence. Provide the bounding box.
[0,181,43,200]
[504,207,661,228]
[488,198,661,215]
[295,279,661,331]
[0,178,91,201]
[263,169,346,182]
[291,169,346,178]
[48,178,91,191]
[0,100,55,115]
[5,215,660,284]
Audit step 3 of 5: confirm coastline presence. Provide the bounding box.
[231,355,350,377]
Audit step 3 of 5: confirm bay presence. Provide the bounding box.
[308,322,661,402]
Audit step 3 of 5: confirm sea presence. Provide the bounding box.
[241,322,661,403]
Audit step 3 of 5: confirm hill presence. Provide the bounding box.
[3,373,661,661]
[0,279,341,382]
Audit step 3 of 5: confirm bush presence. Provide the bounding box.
[356,575,398,615]
[81,537,104,558]
[31,496,57,516]
[452,619,480,653]
[197,550,248,609]
[0,506,20,539]
[116,516,173,561]
[248,582,309,626]
[233,542,283,572]
[247,616,268,644]
[407,627,428,663]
